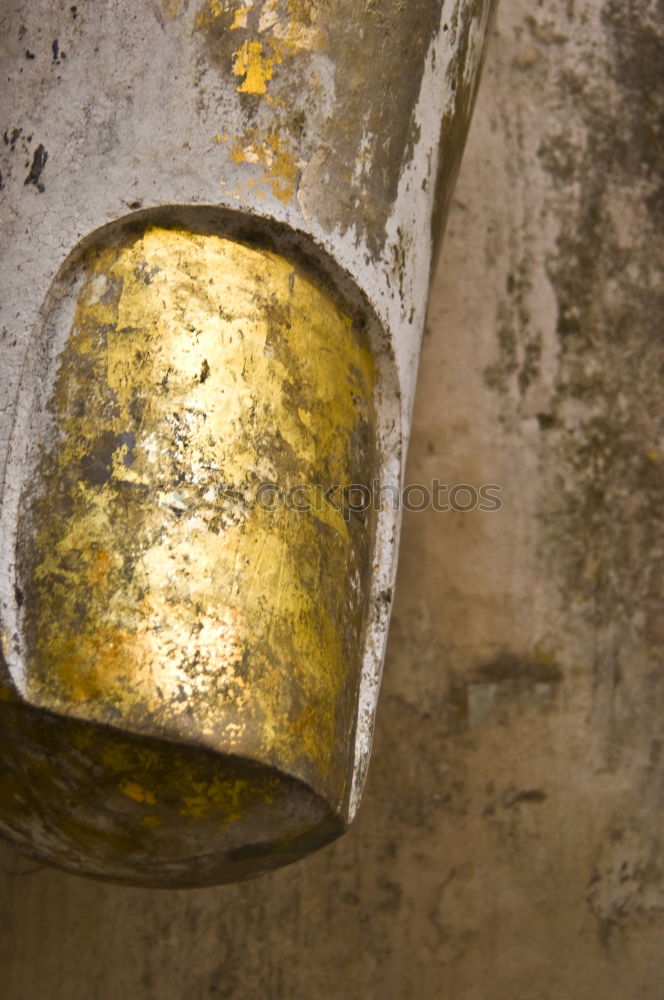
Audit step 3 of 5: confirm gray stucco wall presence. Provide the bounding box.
[1,0,662,996]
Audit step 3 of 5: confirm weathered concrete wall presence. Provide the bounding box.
[0,0,662,995]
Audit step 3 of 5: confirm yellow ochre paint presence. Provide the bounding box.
[228,132,298,201]
[232,39,281,93]
[194,0,326,203]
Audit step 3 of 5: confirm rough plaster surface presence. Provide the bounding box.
[0,0,663,995]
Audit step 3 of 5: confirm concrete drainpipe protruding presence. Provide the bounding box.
[0,0,496,886]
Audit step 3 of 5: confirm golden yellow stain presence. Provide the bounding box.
[141,816,164,828]
[195,0,323,54]
[193,0,223,30]
[229,131,298,201]
[231,3,251,28]
[232,38,281,94]
[86,549,112,589]
[162,0,186,18]
[0,698,335,885]
[120,781,157,805]
[19,225,377,806]
[192,0,328,204]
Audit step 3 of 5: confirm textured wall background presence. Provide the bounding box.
[1,0,663,996]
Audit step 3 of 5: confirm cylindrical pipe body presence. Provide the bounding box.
[0,0,496,885]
